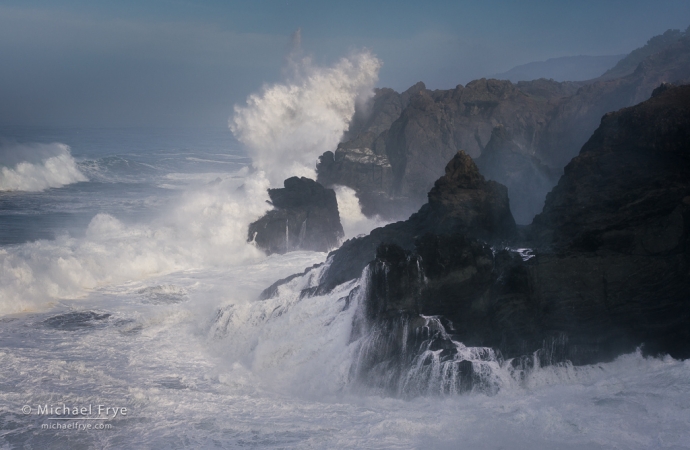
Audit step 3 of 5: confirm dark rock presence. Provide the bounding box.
[248,177,344,254]
[316,27,690,224]
[318,78,581,220]
[538,31,690,169]
[532,84,690,252]
[313,151,516,294]
[262,152,515,296]
[356,85,690,367]
[317,83,427,220]
[272,86,690,393]
[44,311,112,331]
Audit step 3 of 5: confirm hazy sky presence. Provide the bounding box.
[1,0,689,127]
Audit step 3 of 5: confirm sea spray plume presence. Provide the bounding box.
[0,172,271,315]
[230,44,381,187]
[0,142,87,191]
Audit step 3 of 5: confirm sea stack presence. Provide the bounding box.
[248,177,344,255]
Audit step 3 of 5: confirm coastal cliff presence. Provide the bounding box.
[317,27,690,225]
[265,85,690,394]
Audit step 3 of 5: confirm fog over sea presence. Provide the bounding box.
[1,51,689,450]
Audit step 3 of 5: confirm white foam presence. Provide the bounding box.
[0,142,87,191]
[334,185,386,239]
[230,49,381,187]
[1,233,689,448]
[210,261,363,396]
[0,171,272,315]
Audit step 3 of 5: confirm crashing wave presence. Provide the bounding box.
[230,48,381,187]
[0,142,87,192]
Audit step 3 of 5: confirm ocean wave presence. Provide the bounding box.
[0,142,87,192]
[0,171,272,315]
[230,48,381,187]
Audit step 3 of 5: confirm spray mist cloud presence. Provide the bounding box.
[230,47,381,187]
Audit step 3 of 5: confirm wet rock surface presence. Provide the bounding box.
[248,177,344,255]
[270,86,690,386]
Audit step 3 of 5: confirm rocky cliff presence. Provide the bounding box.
[317,27,690,225]
[318,78,577,221]
[539,30,690,169]
[268,85,690,393]
[248,177,344,254]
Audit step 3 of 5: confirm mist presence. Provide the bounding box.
[2,1,690,128]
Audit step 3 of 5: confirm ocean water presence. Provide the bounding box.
[0,126,688,450]
[3,45,690,448]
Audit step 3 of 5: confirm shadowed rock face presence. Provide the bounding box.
[317,28,690,224]
[532,84,690,252]
[318,78,577,220]
[317,83,426,220]
[268,86,690,380]
[405,85,689,364]
[272,151,516,297]
[248,177,344,255]
[538,32,690,169]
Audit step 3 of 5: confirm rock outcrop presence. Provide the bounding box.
[539,30,690,169]
[396,85,689,363]
[311,151,515,293]
[266,85,690,395]
[316,82,426,219]
[318,78,578,221]
[317,27,690,225]
[248,177,344,254]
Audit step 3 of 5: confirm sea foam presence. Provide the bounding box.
[0,171,272,315]
[0,142,87,191]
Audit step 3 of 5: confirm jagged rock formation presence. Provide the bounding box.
[248,177,344,255]
[531,84,690,251]
[318,78,578,221]
[539,30,690,169]
[266,86,690,394]
[317,27,690,225]
[394,85,689,364]
[312,151,515,293]
[317,82,426,219]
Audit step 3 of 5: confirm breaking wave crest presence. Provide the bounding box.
[230,49,381,187]
[0,142,87,192]
[0,171,273,315]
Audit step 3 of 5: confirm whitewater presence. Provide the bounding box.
[1,51,689,449]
